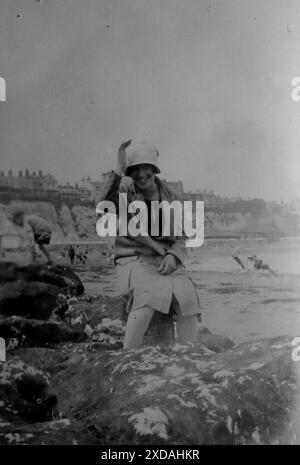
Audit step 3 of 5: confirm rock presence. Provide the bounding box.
[0,262,84,296]
[0,262,84,321]
[49,336,300,445]
[95,318,125,335]
[144,311,175,345]
[0,357,56,424]
[0,262,87,348]
[0,281,63,320]
[45,263,84,295]
[86,318,125,349]
[0,355,96,445]
[67,295,125,327]
[197,326,235,353]
[0,419,97,445]
[9,347,69,374]
[0,317,86,347]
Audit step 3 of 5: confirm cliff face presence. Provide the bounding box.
[204,211,282,237]
[0,201,98,244]
[71,205,99,240]
[204,212,248,236]
[0,200,298,244]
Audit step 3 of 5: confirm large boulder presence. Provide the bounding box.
[0,262,84,296]
[49,336,300,445]
[0,262,84,321]
[0,281,64,320]
[197,326,235,353]
[0,357,56,424]
[0,355,96,445]
[0,317,86,348]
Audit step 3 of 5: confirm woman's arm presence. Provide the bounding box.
[97,140,133,208]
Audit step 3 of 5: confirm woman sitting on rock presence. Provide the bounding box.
[98,140,201,349]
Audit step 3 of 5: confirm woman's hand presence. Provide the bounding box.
[116,139,132,176]
[158,254,178,275]
[119,176,137,197]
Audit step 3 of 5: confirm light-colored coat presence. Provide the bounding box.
[98,171,186,263]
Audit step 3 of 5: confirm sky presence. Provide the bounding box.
[1,0,300,201]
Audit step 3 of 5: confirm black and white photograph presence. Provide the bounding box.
[0,0,300,451]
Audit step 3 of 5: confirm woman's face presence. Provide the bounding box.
[129,164,155,191]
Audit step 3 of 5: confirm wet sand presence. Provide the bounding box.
[187,237,300,343]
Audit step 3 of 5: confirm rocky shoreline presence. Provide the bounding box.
[0,261,299,445]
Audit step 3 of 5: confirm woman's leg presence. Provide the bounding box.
[176,310,199,343]
[123,306,155,349]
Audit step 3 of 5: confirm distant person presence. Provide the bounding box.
[68,245,75,265]
[82,248,88,264]
[247,254,277,276]
[58,248,65,260]
[232,255,245,270]
[75,245,83,264]
[228,245,246,271]
[12,210,52,264]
